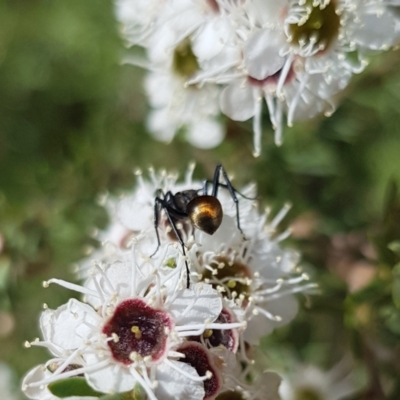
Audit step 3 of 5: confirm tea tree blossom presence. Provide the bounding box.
[23,239,245,399]
[22,165,316,398]
[188,208,318,345]
[116,0,400,154]
[144,67,224,149]
[279,359,364,400]
[83,165,317,345]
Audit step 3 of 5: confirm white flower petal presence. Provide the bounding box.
[155,361,205,400]
[22,366,53,400]
[244,295,299,344]
[196,215,243,253]
[116,196,153,232]
[243,29,286,80]
[186,118,224,149]
[192,18,231,62]
[168,283,222,325]
[220,81,256,121]
[84,355,137,394]
[146,109,178,143]
[43,299,99,350]
[352,8,398,50]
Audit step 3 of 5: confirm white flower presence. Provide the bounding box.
[218,59,347,155]
[189,1,353,154]
[23,239,245,400]
[89,163,252,253]
[78,165,200,275]
[120,0,231,149]
[81,165,316,347]
[145,68,224,149]
[114,0,165,45]
[188,0,400,153]
[220,350,282,400]
[115,0,400,154]
[189,203,318,346]
[279,358,365,400]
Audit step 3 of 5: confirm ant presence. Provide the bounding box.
[151,164,253,288]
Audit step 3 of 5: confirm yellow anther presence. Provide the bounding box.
[131,326,142,339]
[203,329,213,338]
[227,279,237,289]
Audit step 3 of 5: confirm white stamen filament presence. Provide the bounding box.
[27,360,110,388]
[177,321,245,336]
[129,364,158,400]
[45,279,99,298]
[270,203,291,229]
[258,283,319,302]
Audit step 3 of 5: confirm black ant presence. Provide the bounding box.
[152,164,253,288]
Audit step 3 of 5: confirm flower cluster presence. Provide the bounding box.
[22,165,317,399]
[116,0,400,154]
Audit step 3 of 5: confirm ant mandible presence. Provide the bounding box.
[151,164,252,289]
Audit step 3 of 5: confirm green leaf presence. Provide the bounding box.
[380,305,400,335]
[131,383,146,400]
[389,241,400,256]
[392,263,400,308]
[48,377,104,398]
[374,180,400,265]
[347,278,389,305]
[0,256,11,290]
[99,385,146,400]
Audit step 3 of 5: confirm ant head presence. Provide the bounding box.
[186,195,223,235]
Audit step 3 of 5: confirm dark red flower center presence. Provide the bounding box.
[190,308,238,352]
[103,298,172,365]
[178,342,221,400]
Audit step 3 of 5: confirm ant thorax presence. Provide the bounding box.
[171,190,199,212]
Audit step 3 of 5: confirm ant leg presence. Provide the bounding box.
[150,197,164,258]
[162,208,191,289]
[151,192,190,288]
[211,164,222,197]
[219,165,245,236]
[203,180,257,201]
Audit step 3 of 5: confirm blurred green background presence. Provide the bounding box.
[1,0,400,398]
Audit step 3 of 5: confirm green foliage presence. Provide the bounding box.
[49,377,104,398]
